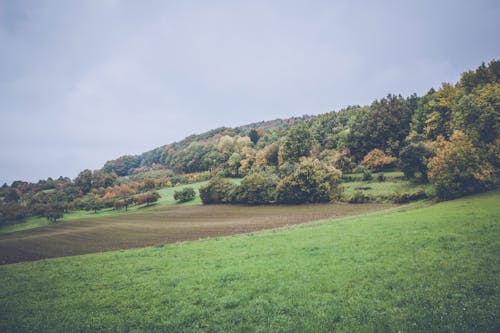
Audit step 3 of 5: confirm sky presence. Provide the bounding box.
[0,0,499,185]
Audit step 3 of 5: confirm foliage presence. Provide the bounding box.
[276,158,342,204]
[389,189,427,204]
[199,177,237,204]
[173,187,196,203]
[348,191,372,203]
[233,172,278,204]
[360,149,397,171]
[428,131,496,200]
[278,123,316,164]
[399,133,433,181]
[135,191,161,206]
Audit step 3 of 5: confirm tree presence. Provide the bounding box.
[75,169,93,194]
[428,131,496,200]
[278,123,315,164]
[347,95,412,160]
[174,187,196,203]
[249,129,260,145]
[360,149,397,171]
[233,172,278,204]
[399,138,433,181]
[276,157,342,204]
[199,177,237,204]
[42,204,64,222]
[135,191,161,206]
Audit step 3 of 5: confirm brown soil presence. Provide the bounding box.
[0,203,394,265]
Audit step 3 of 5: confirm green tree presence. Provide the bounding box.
[174,187,196,203]
[279,123,316,164]
[399,136,433,181]
[234,172,278,204]
[276,157,342,204]
[75,169,93,194]
[199,177,236,204]
[249,129,261,145]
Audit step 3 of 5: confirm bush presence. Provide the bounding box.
[362,170,373,181]
[233,172,278,205]
[199,177,237,204]
[360,149,397,171]
[173,187,196,203]
[135,191,161,206]
[376,173,386,182]
[348,191,372,204]
[428,131,496,200]
[389,189,427,204]
[276,158,342,204]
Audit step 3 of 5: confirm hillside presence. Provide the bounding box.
[1,60,498,230]
[1,190,498,332]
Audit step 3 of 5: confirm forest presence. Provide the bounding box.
[1,60,498,225]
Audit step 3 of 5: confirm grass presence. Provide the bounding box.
[0,190,498,332]
[343,179,434,197]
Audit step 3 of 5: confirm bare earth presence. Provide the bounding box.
[0,203,394,265]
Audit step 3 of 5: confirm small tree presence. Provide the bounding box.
[360,149,397,171]
[234,172,278,204]
[135,191,161,206]
[174,187,196,203]
[199,177,236,204]
[428,131,495,200]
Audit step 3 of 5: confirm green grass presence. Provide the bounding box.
[343,179,434,197]
[0,181,208,235]
[1,190,498,332]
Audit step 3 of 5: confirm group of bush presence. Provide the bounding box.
[199,157,343,205]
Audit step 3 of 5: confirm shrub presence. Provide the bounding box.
[276,157,342,204]
[428,131,496,200]
[233,172,278,204]
[173,187,196,203]
[389,189,427,204]
[362,170,373,181]
[360,149,397,171]
[135,191,161,206]
[376,173,386,182]
[199,177,237,204]
[348,191,372,204]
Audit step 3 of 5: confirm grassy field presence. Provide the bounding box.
[0,202,391,264]
[0,190,498,332]
[343,179,434,197]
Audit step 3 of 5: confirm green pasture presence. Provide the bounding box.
[1,190,498,332]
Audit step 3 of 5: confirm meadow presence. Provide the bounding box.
[0,190,498,332]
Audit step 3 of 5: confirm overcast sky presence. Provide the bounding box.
[0,0,498,184]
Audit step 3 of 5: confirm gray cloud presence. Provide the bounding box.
[1,0,499,184]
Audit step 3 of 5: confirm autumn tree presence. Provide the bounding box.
[360,149,397,171]
[428,131,496,200]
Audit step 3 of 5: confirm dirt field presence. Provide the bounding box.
[0,203,394,265]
